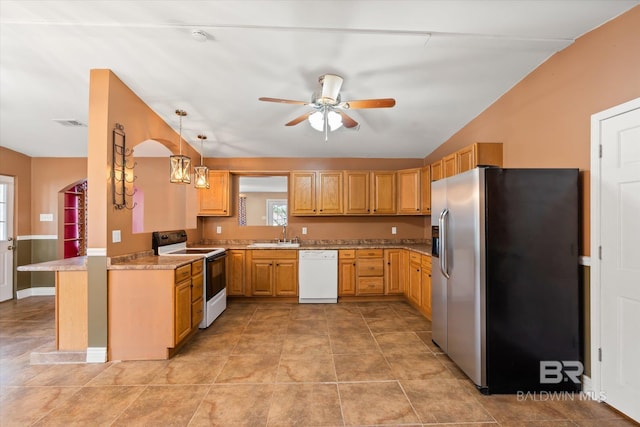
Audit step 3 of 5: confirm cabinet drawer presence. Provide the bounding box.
[357,258,384,277]
[191,274,203,301]
[191,260,204,276]
[421,255,432,272]
[250,249,298,259]
[175,264,191,283]
[357,277,384,294]
[357,249,383,258]
[409,252,421,263]
[339,249,356,259]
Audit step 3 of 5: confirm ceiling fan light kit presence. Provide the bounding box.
[259,73,395,141]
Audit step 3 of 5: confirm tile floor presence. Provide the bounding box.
[0,296,636,426]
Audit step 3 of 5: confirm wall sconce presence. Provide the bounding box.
[111,123,137,209]
[169,109,191,184]
[194,134,209,189]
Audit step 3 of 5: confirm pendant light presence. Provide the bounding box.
[194,134,209,189]
[169,109,191,184]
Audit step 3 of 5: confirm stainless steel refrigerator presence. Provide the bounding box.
[431,167,581,394]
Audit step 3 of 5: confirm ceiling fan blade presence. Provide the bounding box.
[285,111,313,126]
[336,111,359,129]
[258,97,309,105]
[340,98,396,109]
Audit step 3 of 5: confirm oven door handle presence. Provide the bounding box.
[206,252,227,262]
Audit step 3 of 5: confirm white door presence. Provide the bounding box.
[592,98,640,422]
[0,175,15,302]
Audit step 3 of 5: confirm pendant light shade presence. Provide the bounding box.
[169,109,191,184]
[194,134,209,189]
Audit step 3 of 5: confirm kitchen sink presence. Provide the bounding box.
[247,242,301,248]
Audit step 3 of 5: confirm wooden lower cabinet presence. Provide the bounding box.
[55,271,88,351]
[226,250,246,296]
[108,259,203,361]
[248,250,298,297]
[384,249,403,294]
[338,250,357,296]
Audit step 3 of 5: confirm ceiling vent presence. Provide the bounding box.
[53,119,87,127]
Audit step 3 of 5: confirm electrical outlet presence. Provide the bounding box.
[112,230,121,243]
[392,226,397,235]
[302,227,307,235]
[216,226,222,234]
[40,213,53,222]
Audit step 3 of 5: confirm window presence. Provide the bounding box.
[267,199,287,226]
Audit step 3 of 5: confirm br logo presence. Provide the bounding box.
[540,361,584,384]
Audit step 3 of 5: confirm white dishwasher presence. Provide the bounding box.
[298,250,338,303]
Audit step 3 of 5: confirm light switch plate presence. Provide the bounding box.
[40,213,53,222]
[392,226,397,235]
[216,226,222,234]
[302,227,307,235]
[112,230,121,243]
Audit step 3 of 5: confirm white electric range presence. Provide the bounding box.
[152,230,226,328]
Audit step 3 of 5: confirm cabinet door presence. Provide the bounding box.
[198,170,230,215]
[443,154,457,178]
[420,165,431,214]
[397,168,421,214]
[431,160,443,181]
[290,172,316,215]
[421,257,432,320]
[371,171,396,214]
[384,249,403,294]
[456,145,475,174]
[226,250,246,296]
[191,298,204,328]
[338,258,357,296]
[408,259,422,307]
[251,260,274,296]
[317,171,343,215]
[344,171,370,214]
[274,260,298,296]
[175,279,192,344]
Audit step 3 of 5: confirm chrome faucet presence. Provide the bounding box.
[281,225,288,243]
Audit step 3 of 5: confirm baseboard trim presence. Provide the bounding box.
[16,287,55,299]
[86,347,107,363]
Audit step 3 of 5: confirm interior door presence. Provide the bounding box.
[0,175,15,302]
[597,100,640,421]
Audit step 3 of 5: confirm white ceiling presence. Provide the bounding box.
[1,1,637,159]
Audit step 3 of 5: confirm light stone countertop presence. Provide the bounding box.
[17,242,432,272]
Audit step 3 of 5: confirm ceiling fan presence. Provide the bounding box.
[259,74,396,140]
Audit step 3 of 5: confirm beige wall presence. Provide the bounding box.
[424,6,640,256]
[31,158,87,236]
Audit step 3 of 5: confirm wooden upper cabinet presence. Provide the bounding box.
[198,170,230,216]
[397,168,421,215]
[431,160,443,182]
[290,171,316,215]
[457,142,503,173]
[344,171,370,214]
[316,171,343,215]
[443,153,457,178]
[420,165,431,214]
[371,171,396,214]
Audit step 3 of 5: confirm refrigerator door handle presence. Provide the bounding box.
[439,208,450,279]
